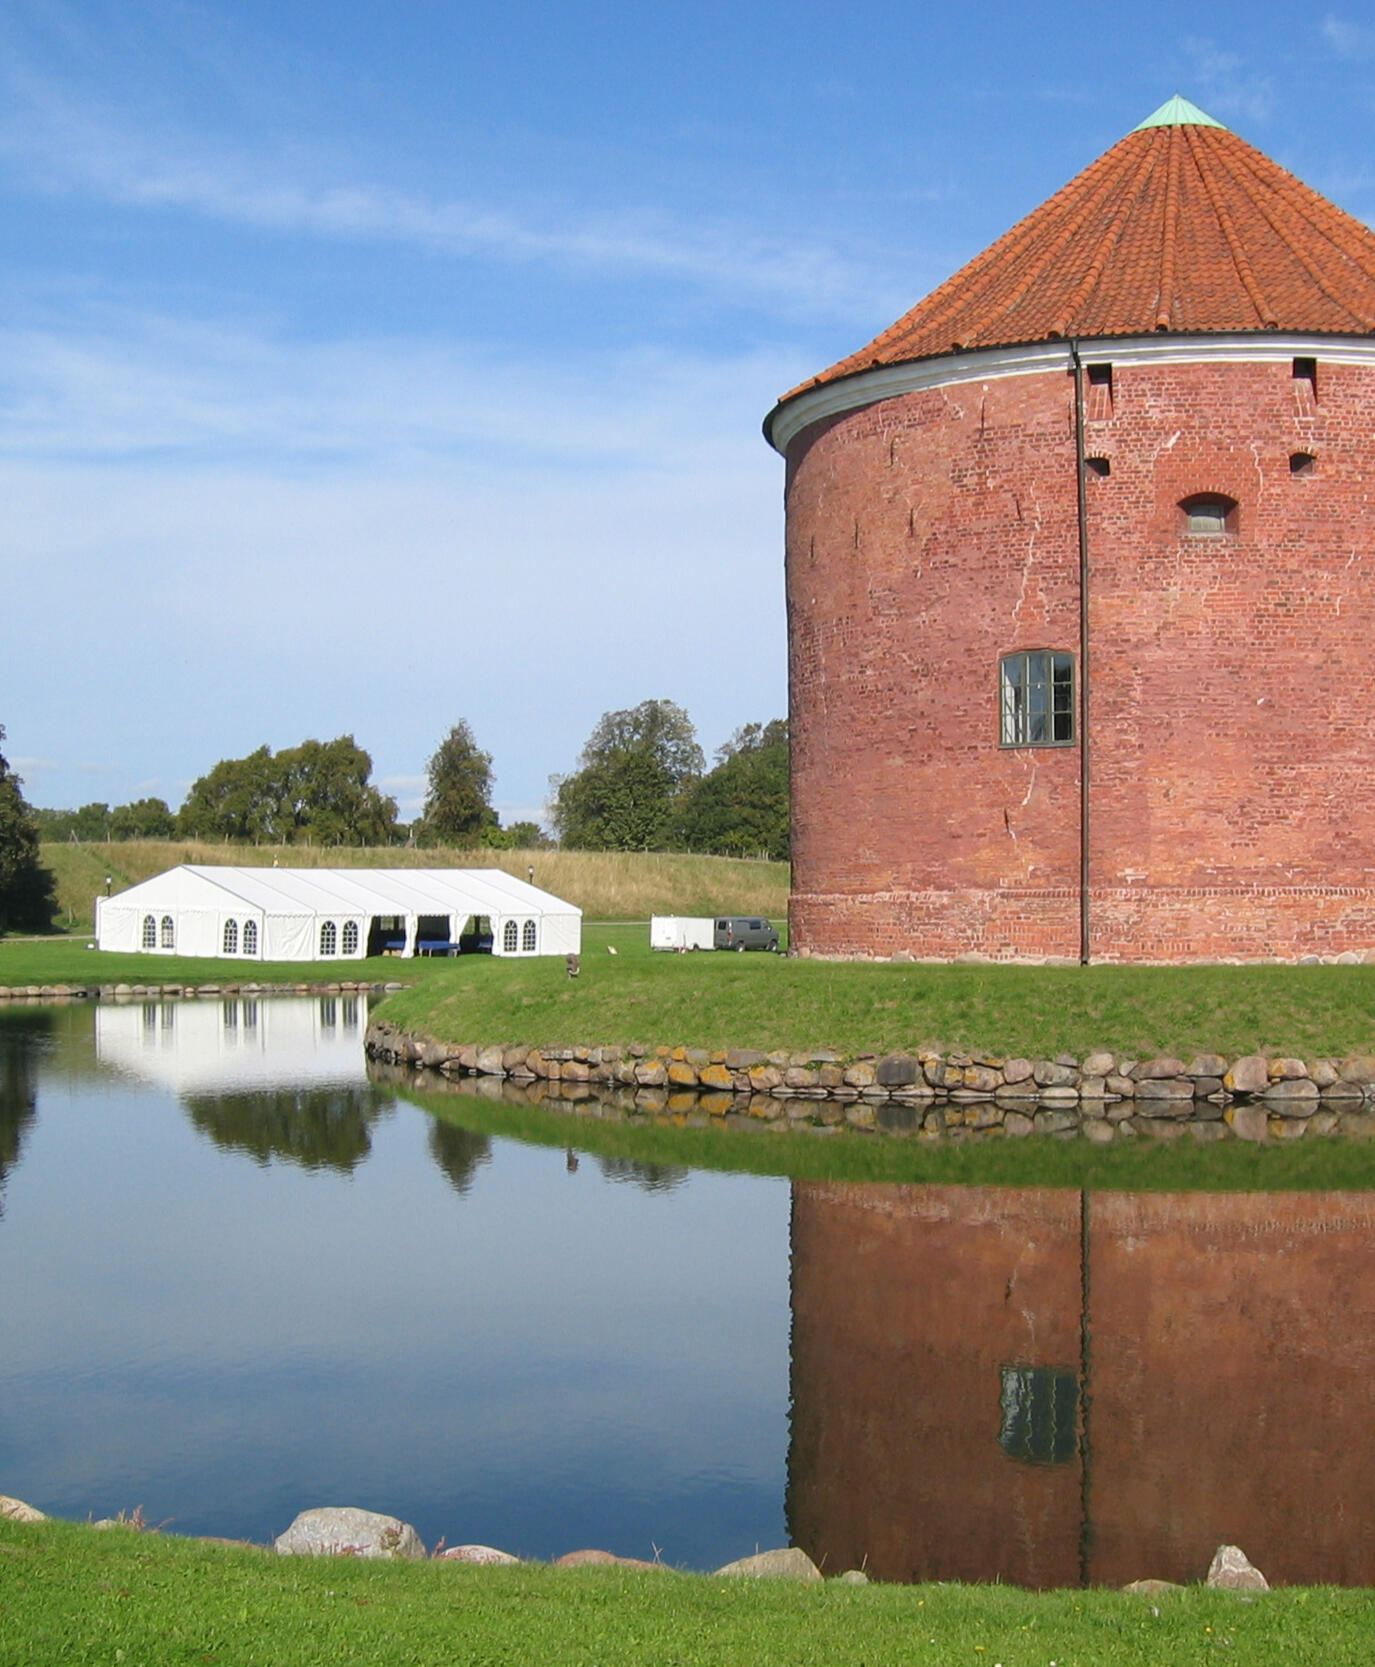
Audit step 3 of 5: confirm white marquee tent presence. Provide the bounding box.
[95,866,582,962]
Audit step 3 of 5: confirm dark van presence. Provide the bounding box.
[714,916,780,952]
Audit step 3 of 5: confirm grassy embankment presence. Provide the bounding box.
[39,840,788,934]
[1,1518,1368,1667]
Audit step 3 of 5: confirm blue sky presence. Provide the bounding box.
[7,1,1375,826]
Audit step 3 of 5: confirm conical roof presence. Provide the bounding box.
[784,99,1375,402]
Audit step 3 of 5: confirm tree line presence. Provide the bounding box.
[9,699,788,928]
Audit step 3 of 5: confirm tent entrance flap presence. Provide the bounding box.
[366,915,407,957]
[416,913,457,956]
[457,914,494,955]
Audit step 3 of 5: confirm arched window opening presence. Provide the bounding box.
[242,919,258,956]
[1180,494,1237,536]
[1000,651,1074,747]
[341,920,359,955]
[503,919,519,953]
[160,915,175,949]
[320,920,338,957]
[142,915,157,950]
[522,919,537,952]
[1290,451,1316,476]
[1085,455,1110,478]
[223,919,239,955]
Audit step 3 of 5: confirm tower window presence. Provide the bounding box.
[223,918,238,955]
[1085,456,1111,478]
[142,914,157,950]
[1086,363,1113,421]
[319,920,338,957]
[1290,451,1316,476]
[1180,494,1237,535]
[160,915,175,949]
[503,919,519,952]
[1293,356,1317,416]
[1000,651,1075,747]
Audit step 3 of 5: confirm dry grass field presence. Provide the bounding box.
[41,841,789,930]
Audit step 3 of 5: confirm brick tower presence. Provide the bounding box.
[766,97,1375,963]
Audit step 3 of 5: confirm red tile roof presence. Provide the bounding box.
[786,112,1375,401]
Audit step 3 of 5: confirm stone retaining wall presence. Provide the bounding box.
[0,980,401,1002]
[366,1020,1375,1142]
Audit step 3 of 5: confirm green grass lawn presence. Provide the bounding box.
[1,1519,1369,1667]
[0,937,450,990]
[382,924,1375,1061]
[7,924,1375,1061]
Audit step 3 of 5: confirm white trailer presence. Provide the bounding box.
[650,915,716,952]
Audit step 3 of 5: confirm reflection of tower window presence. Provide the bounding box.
[320,997,338,1029]
[341,996,359,1031]
[999,1365,1079,1465]
[242,1000,258,1030]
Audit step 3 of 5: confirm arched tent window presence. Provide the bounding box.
[503,919,519,952]
[142,915,157,950]
[160,915,175,949]
[320,920,338,957]
[522,919,537,952]
[341,921,359,955]
[242,919,258,956]
[223,919,239,955]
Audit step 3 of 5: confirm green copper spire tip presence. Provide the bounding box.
[1134,95,1228,131]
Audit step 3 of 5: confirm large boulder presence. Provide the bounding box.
[716,1547,822,1581]
[1206,1544,1269,1591]
[437,1544,521,1565]
[274,1507,426,1560]
[554,1548,667,1570]
[0,1496,47,1523]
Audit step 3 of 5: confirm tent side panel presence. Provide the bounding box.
[96,907,140,953]
[540,915,583,956]
[178,911,220,958]
[264,914,316,961]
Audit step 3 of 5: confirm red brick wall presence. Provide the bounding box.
[784,353,1375,960]
[788,1182,1085,1586]
[788,1183,1375,1587]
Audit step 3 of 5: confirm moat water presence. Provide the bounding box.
[2,997,1372,1583]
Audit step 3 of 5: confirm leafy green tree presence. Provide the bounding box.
[552,700,703,850]
[71,803,112,841]
[109,797,175,840]
[0,729,57,934]
[178,738,398,845]
[675,719,790,860]
[419,721,497,847]
[480,819,553,851]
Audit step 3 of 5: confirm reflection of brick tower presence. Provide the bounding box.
[1089,1191,1375,1587]
[788,1183,1375,1586]
[787,1183,1085,1585]
[766,97,1375,963]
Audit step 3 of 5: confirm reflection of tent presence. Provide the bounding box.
[94,865,582,962]
[96,995,367,1093]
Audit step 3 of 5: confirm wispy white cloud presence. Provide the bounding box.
[0,303,811,475]
[1321,15,1375,59]
[0,63,885,323]
[1182,37,1275,124]
[0,303,790,815]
